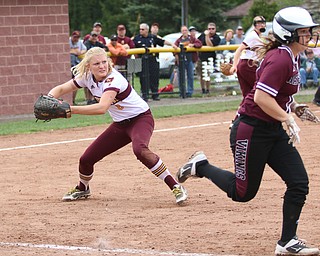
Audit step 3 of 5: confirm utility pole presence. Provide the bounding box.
[181,0,188,26]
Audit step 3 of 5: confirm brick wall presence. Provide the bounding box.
[0,0,71,118]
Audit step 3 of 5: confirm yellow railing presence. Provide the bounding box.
[78,42,319,59]
[78,45,240,59]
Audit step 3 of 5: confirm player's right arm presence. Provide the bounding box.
[48,80,78,99]
[230,43,247,74]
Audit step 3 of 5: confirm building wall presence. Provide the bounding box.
[0,0,71,118]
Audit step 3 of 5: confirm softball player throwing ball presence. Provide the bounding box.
[47,47,187,205]
[177,7,319,255]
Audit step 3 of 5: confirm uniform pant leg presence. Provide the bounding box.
[267,130,309,242]
[186,60,194,95]
[299,68,307,85]
[140,57,148,99]
[149,58,160,98]
[79,123,132,176]
[197,116,275,202]
[126,112,160,168]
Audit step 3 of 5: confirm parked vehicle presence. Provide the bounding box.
[159,33,181,77]
[159,32,203,77]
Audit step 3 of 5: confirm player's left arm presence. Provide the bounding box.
[254,89,301,146]
[254,89,289,122]
[291,100,320,123]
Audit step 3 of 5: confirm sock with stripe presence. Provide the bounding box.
[150,159,178,190]
[78,172,93,191]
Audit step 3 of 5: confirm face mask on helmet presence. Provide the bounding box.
[272,7,319,45]
[259,28,266,33]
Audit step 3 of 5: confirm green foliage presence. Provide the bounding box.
[275,0,303,10]
[241,0,278,31]
[68,0,248,37]
[241,0,304,31]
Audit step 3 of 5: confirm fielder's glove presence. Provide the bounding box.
[220,63,233,76]
[283,115,300,147]
[34,95,71,121]
[293,103,320,123]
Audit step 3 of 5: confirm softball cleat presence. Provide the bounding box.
[275,236,319,255]
[172,184,188,205]
[62,186,91,201]
[176,151,208,183]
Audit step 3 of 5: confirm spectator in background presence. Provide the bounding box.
[219,29,235,56]
[188,26,200,84]
[151,22,169,41]
[83,31,108,104]
[198,22,221,95]
[117,24,135,50]
[69,30,87,104]
[188,26,197,38]
[233,26,245,44]
[83,22,106,45]
[150,23,160,37]
[174,25,202,97]
[299,49,320,89]
[107,34,128,76]
[70,31,87,68]
[133,23,177,101]
[84,31,108,51]
[116,24,135,82]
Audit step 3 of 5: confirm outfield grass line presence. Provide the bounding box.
[0,121,230,152]
[0,241,239,256]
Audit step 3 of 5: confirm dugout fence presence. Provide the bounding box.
[109,44,240,99]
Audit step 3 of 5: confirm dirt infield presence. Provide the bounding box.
[1,110,319,256]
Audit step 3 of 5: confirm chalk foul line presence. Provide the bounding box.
[0,121,230,152]
[0,241,239,256]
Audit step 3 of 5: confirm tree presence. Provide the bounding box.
[68,0,248,37]
[241,0,278,31]
[303,0,320,22]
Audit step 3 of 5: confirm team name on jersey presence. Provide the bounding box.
[287,73,300,86]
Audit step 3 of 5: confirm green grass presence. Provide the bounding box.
[0,88,314,136]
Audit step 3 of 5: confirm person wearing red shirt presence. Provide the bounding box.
[83,22,106,45]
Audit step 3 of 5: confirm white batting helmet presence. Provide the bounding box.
[272,7,319,44]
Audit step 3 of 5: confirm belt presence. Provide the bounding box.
[116,109,150,125]
[240,115,281,129]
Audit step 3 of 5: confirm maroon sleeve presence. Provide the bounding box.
[83,34,90,43]
[127,38,135,49]
[257,52,290,95]
[193,37,202,48]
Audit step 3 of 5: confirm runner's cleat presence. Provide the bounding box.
[172,184,188,205]
[275,236,319,255]
[176,151,208,183]
[62,187,91,201]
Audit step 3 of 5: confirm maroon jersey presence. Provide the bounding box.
[238,46,300,122]
[116,36,135,65]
